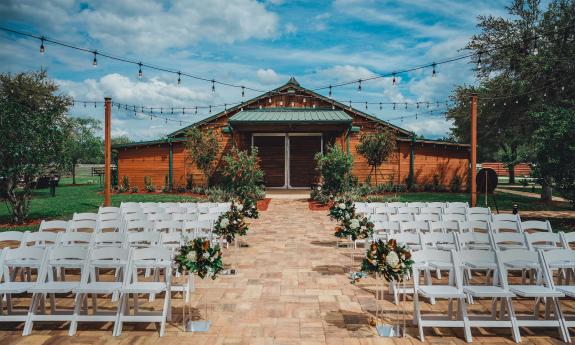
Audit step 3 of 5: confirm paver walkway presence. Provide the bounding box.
[0,199,572,344]
[496,187,568,202]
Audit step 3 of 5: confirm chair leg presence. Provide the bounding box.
[458,298,472,343]
[505,297,521,343]
[68,293,83,336]
[22,293,41,336]
[551,297,571,343]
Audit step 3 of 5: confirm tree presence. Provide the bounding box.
[62,118,103,185]
[315,144,354,196]
[355,127,396,185]
[221,146,264,201]
[0,70,72,224]
[530,107,575,205]
[185,127,220,186]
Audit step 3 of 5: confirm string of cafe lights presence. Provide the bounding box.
[2,23,573,99]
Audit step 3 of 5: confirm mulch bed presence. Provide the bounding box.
[308,199,333,211]
[257,198,271,211]
[0,219,42,229]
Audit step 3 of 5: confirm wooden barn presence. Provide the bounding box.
[114,78,470,190]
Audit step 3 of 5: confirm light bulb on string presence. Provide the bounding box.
[92,51,98,67]
[416,102,419,109]
[241,86,245,98]
[94,102,97,108]
[160,108,163,114]
[40,37,45,54]
[303,98,306,103]
[141,106,144,112]
[349,101,352,109]
[392,73,397,86]
[182,108,185,115]
[393,103,396,110]
[357,79,362,92]
[195,106,198,114]
[211,80,215,93]
[177,72,181,85]
[432,63,436,78]
[476,52,482,70]
[561,86,565,92]
[365,102,368,110]
[268,97,272,104]
[328,85,332,98]
[171,108,174,115]
[404,103,407,109]
[224,104,227,112]
[515,100,519,104]
[138,62,143,78]
[426,102,430,109]
[416,113,418,120]
[209,105,212,114]
[379,102,382,110]
[529,97,532,102]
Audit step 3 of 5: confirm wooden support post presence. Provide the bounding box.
[470,94,477,207]
[104,97,112,207]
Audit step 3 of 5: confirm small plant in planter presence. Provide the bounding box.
[118,176,130,193]
[131,185,139,193]
[241,198,259,219]
[144,176,156,192]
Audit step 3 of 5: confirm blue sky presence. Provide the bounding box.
[0,0,512,140]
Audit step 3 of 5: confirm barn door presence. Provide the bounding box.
[288,134,322,188]
[253,135,286,188]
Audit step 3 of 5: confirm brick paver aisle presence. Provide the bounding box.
[0,199,570,344]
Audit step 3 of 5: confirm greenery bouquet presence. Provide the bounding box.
[329,198,355,222]
[213,200,249,244]
[175,238,224,279]
[335,214,374,242]
[360,239,413,282]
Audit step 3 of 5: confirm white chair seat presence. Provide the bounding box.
[428,261,452,270]
[556,286,575,298]
[5,259,42,268]
[29,282,79,293]
[0,282,36,294]
[504,260,539,270]
[418,285,466,298]
[50,260,85,269]
[499,244,527,250]
[91,259,127,269]
[122,282,167,294]
[509,285,564,298]
[463,261,497,270]
[532,244,560,251]
[436,244,457,250]
[464,286,515,298]
[548,260,575,269]
[75,282,122,294]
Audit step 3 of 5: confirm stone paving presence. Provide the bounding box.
[0,199,574,344]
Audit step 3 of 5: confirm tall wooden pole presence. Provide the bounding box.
[104,97,112,207]
[470,94,477,207]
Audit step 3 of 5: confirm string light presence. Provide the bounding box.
[138,62,143,78]
[92,51,97,67]
[392,73,397,86]
[404,103,407,109]
[432,63,436,78]
[365,101,368,110]
[195,106,198,114]
[476,52,482,70]
[241,86,245,98]
[532,34,539,56]
[393,103,396,110]
[357,79,362,92]
[416,102,420,109]
[328,85,332,98]
[211,79,215,93]
[379,102,382,110]
[177,71,181,85]
[39,36,45,54]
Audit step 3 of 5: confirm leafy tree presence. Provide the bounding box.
[62,118,103,185]
[315,144,354,196]
[356,127,396,185]
[185,127,220,186]
[530,107,575,205]
[221,146,265,201]
[111,135,131,146]
[0,70,72,224]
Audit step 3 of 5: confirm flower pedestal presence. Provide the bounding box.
[375,274,407,338]
[182,273,212,332]
[222,238,239,275]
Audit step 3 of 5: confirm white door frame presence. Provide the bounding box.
[252,133,323,189]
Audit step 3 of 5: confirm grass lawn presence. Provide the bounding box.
[1,178,202,232]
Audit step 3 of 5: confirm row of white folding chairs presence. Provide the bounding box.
[0,245,175,336]
[355,201,470,215]
[377,229,572,253]
[355,201,469,209]
[118,202,231,215]
[368,211,521,224]
[409,247,575,343]
[371,219,551,235]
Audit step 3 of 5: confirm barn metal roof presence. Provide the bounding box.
[228,108,352,125]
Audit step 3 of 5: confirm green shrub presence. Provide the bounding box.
[311,186,331,204]
[206,187,234,202]
[144,176,156,193]
[315,144,354,196]
[450,175,462,193]
[131,186,139,193]
[185,128,219,186]
[176,185,187,193]
[221,147,265,202]
[118,176,130,192]
[520,176,529,187]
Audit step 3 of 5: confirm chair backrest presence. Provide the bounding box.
[121,204,142,214]
[354,204,371,215]
[412,249,462,289]
[388,213,413,222]
[92,232,126,248]
[161,231,183,249]
[372,221,400,233]
[397,206,419,215]
[466,213,491,223]
[192,220,213,238]
[98,206,120,215]
[490,232,527,250]
[198,213,220,222]
[142,206,166,215]
[48,245,89,266]
[98,212,121,222]
[23,231,59,247]
[171,213,198,222]
[68,220,97,233]
[127,232,162,248]
[1,246,47,281]
[159,202,178,209]
[496,249,544,285]
[525,232,562,251]
[198,203,217,213]
[457,248,498,276]
[38,220,68,233]
[122,212,146,223]
[414,213,440,222]
[73,212,98,221]
[367,202,386,210]
[443,207,467,215]
[406,202,427,208]
[140,202,158,208]
[386,202,406,208]
[467,207,491,215]
[98,219,123,232]
[447,202,469,208]
[164,207,187,215]
[209,206,230,214]
[390,232,421,248]
[147,213,172,221]
[458,220,489,233]
[560,231,575,249]
[426,202,447,208]
[130,247,173,273]
[489,220,521,233]
[441,213,467,222]
[420,232,455,249]
[153,220,183,233]
[455,231,490,250]
[369,214,388,223]
[541,249,575,283]
[125,219,153,232]
[0,231,26,248]
[87,247,131,274]
[419,206,442,215]
[399,221,429,233]
[373,206,396,215]
[120,202,139,208]
[428,220,459,233]
[492,213,520,223]
[520,220,552,233]
[58,232,93,247]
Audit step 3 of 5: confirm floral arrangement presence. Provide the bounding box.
[175,238,224,279]
[360,239,413,282]
[334,214,374,241]
[213,200,249,244]
[241,198,259,219]
[328,198,355,222]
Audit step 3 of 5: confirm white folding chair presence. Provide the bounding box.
[209,206,229,215]
[114,247,173,337]
[459,249,520,343]
[415,213,440,222]
[407,202,427,209]
[490,232,528,250]
[428,221,459,234]
[73,213,98,222]
[98,206,121,215]
[412,249,472,343]
[420,207,442,215]
[426,202,447,208]
[125,220,153,233]
[373,206,396,215]
[490,220,521,233]
[68,220,97,233]
[126,232,162,248]
[0,247,48,322]
[467,207,491,215]
[68,247,132,336]
[386,202,406,208]
[354,204,371,215]
[389,213,413,222]
[390,232,421,250]
[98,219,124,233]
[458,220,489,234]
[198,213,219,223]
[441,213,467,222]
[121,205,142,215]
[23,246,90,336]
[122,212,146,224]
[372,221,399,241]
[91,232,126,248]
[164,207,186,215]
[23,232,58,247]
[492,214,521,223]
[0,231,26,248]
[420,232,456,251]
[496,249,570,343]
[525,232,562,251]
[172,213,198,222]
[397,206,419,215]
[57,232,93,247]
[399,221,429,234]
[467,213,492,223]
[153,220,183,233]
[142,206,165,215]
[98,212,121,222]
[447,202,469,208]
[369,214,388,223]
[520,220,552,233]
[541,248,575,290]
[456,230,491,251]
[161,232,192,302]
[38,220,68,233]
[560,231,575,249]
[198,202,217,214]
[443,207,467,215]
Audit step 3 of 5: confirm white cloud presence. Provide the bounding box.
[402,118,453,138]
[285,23,298,35]
[256,68,280,84]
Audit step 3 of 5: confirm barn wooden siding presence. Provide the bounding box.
[480,162,531,177]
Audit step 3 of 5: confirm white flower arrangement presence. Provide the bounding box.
[349,218,360,229]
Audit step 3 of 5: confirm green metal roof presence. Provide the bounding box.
[228,108,352,125]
